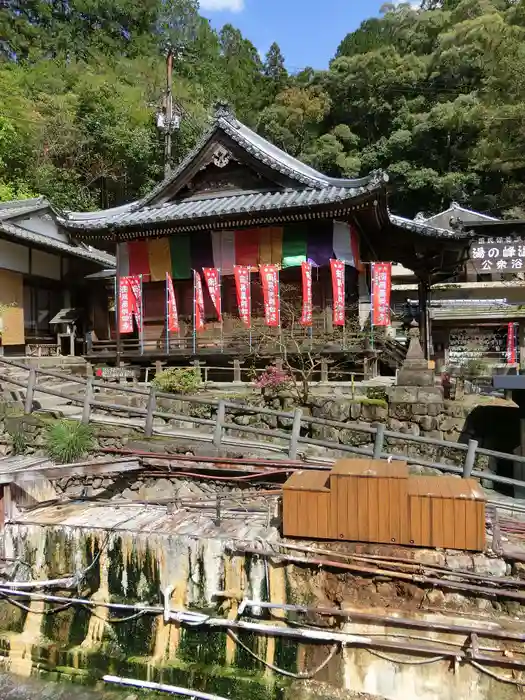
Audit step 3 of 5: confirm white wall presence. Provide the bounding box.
[31,249,61,280]
[0,238,30,274]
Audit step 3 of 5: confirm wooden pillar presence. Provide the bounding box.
[115,238,122,367]
[418,279,432,360]
[519,321,525,371]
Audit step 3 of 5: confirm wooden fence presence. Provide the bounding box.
[0,358,523,494]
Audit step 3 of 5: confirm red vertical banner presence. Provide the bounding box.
[301,261,313,326]
[166,273,179,333]
[128,275,142,330]
[118,277,133,334]
[203,267,222,321]
[371,262,392,326]
[330,259,345,326]
[260,264,280,327]
[234,266,251,328]
[507,322,517,364]
[194,270,205,332]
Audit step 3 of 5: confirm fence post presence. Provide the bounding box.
[288,408,303,460]
[213,400,226,449]
[463,439,478,478]
[320,359,328,383]
[24,368,37,415]
[82,377,93,425]
[144,386,157,437]
[233,360,242,383]
[373,423,385,460]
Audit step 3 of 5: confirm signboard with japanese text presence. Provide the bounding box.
[260,264,280,327]
[203,267,222,321]
[371,262,392,327]
[234,266,251,328]
[301,261,313,326]
[470,237,525,273]
[507,322,517,364]
[330,259,345,326]
[118,277,133,334]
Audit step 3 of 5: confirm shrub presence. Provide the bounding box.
[11,431,27,455]
[44,420,95,463]
[254,365,292,394]
[151,367,201,394]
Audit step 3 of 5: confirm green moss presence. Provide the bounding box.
[178,627,226,667]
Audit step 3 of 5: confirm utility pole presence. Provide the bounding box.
[157,48,181,179]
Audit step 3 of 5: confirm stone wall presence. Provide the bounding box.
[0,386,511,473]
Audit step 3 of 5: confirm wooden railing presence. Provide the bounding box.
[0,358,522,494]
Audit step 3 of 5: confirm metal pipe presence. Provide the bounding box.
[231,546,525,602]
[3,588,525,672]
[104,675,229,700]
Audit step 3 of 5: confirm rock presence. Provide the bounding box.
[413,550,446,567]
[425,589,445,606]
[388,418,405,432]
[389,403,413,421]
[412,403,428,416]
[438,416,456,432]
[443,593,469,608]
[427,404,441,417]
[311,425,340,443]
[350,403,362,420]
[445,554,473,571]
[388,386,419,403]
[418,387,444,403]
[400,422,420,437]
[326,399,351,422]
[473,555,507,578]
[233,414,251,426]
[419,415,437,432]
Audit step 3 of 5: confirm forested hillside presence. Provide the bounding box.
[1,0,525,218]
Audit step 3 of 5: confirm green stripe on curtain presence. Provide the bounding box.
[170,234,191,280]
[282,224,307,268]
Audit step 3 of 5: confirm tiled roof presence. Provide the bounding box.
[389,213,472,240]
[59,185,380,233]
[142,107,386,205]
[0,219,116,267]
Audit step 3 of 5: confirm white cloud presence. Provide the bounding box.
[199,0,245,12]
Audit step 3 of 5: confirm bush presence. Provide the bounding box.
[11,431,27,455]
[151,367,201,394]
[44,420,95,463]
[254,365,292,395]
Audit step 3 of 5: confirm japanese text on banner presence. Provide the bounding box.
[330,259,345,326]
[118,277,133,334]
[194,271,205,332]
[127,275,142,329]
[166,274,179,333]
[202,268,222,321]
[471,237,525,273]
[301,261,313,326]
[234,266,251,328]
[371,262,392,327]
[507,322,517,364]
[260,264,280,327]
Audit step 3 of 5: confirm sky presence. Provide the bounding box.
[198,0,395,71]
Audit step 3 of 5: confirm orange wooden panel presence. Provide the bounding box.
[367,477,380,543]
[282,490,297,537]
[316,492,330,539]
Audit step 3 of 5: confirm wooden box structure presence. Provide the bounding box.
[330,459,409,545]
[408,477,485,551]
[282,459,486,551]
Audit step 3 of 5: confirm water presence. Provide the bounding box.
[0,673,142,700]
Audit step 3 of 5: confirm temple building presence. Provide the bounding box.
[55,105,474,370]
[0,197,115,356]
[391,205,525,371]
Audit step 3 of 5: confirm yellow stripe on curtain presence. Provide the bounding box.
[148,237,172,281]
[258,227,283,265]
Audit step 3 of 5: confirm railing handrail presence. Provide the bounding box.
[1,358,524,492]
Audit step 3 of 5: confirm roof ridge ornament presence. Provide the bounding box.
[214,101,236,123]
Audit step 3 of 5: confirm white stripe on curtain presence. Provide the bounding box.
[211,230,236,275]
[333,220,357,268]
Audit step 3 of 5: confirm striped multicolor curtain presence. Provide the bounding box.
[119,221,362,280]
